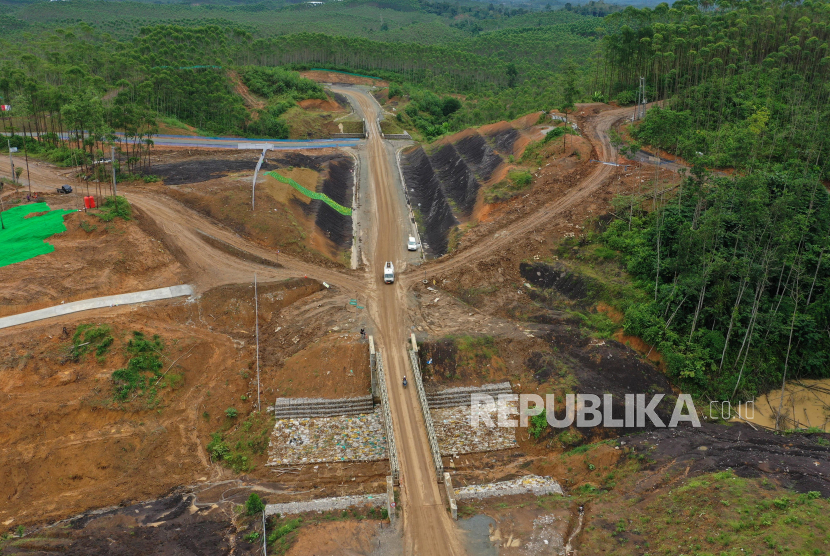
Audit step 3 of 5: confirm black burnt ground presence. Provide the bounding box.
[623,423,830,497]
[431,143,481,216]
[401,131,509,255]
[314,158,354,248]
[155,151,354,250]
[3,494,234,556]
[454,134,502,182]
[485,126,520,155]
[401,147,458,255]
[520,261,596,301]
[153,152,339,186]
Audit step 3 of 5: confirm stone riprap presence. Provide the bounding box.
[454,475,564,500]
[267,408,388,465]
[432,397,518,455]
[265,493,387,516]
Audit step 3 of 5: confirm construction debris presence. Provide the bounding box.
[454,475,564,500]
[267,407,388,465]
[265,493,387,516]
[432,397,518,455]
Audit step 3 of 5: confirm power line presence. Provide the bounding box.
[255,273,260,413]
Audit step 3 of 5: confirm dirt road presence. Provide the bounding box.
[335,86,467,555]
[123,190,366,295]
[408,104,632,283]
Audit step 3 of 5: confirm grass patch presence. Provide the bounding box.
[94,195,132,222]
[159,116,192,131]
[208,411,275,473]
[79,220,97,233]
[521,126,580,166]
[569,310,618,339]
[71,324,114,362]
[110,331,165,402]
[379,118,404,135]
[267,517,302,554]
[265,505,388,554]
[453,335,499,367]
[636,471,829,554]
[457,284,498,305]
[484,169,534,204]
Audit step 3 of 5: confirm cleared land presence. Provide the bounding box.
[0,89,827,556]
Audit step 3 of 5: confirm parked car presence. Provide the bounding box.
[407,236,418,251]
[56,184,73,194]
[383,261,395,284]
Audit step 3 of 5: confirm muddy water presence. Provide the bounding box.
[458,514,498,556]
[734,379,830,431]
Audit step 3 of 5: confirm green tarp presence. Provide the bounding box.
[264,171,352,216]
[0,202,75,267]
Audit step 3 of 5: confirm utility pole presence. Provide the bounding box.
[7,139,15,185]
[254,273,260,413]
[111,145,117,198]
[23,124,32,197]
[252,147,267,211]
[0,185,5,229]
[634,76,647,121]
[262,511,267,556]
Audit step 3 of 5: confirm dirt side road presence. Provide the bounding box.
[410,104,635,282]
[335,86,467,555]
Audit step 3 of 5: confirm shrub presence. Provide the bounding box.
[615,90,637,105]
[71,324,114,361]
[558,429,584,446]
[226,407,239,418]
[268,518,302,545]
[95,195,132,221]
[246,493,265,515]
[111,331,165,400]
[244,531,260,543]
[508,170,533,188]
[529,410,548,439]
[207,433,230,460]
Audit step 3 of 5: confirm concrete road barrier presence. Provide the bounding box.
[0,285,194,329]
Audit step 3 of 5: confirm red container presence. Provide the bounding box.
[84,196,96,209]
[83,196,90,209]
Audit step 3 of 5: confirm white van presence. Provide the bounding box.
[383,262,395,284]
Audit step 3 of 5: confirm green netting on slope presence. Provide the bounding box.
[264,171,352,216]
[0,203,75,268]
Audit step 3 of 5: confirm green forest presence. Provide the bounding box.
[0,0,828,399]
[596,0,830,400]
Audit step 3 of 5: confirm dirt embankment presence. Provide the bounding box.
[0,277,375,530]
[401,112,592,257]
[150,149,355,265]
[299,70,387,87]
[0,206,188,317]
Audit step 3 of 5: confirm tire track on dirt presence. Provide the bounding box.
[333,86,467,556]
[404,105,634,284]
[123,191,366,295]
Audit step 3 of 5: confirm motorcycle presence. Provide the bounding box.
[402,376,408,388]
